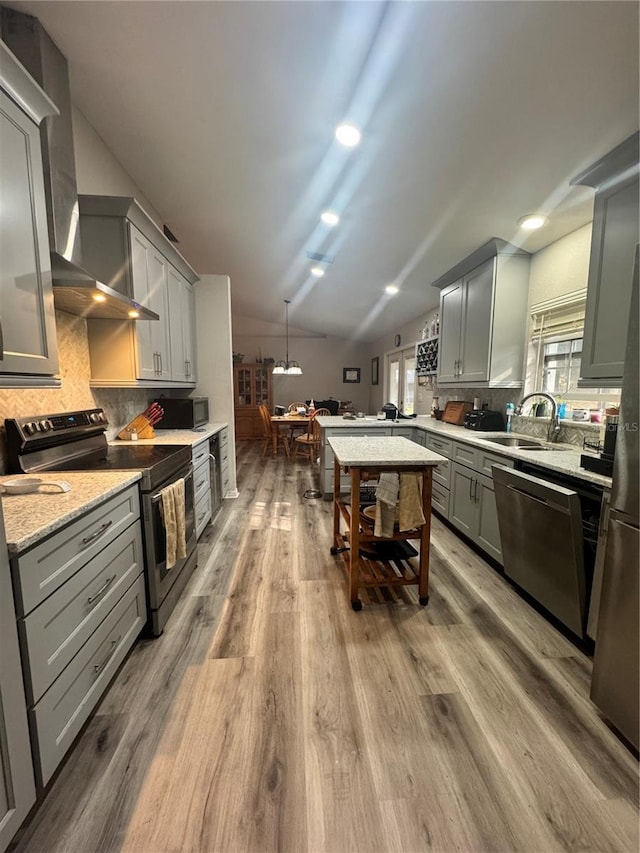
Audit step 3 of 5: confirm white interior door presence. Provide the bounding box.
[386,346,416,413]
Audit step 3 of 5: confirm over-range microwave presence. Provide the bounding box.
[152,397,209,429]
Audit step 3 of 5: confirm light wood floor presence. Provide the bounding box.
[15,442,639,853]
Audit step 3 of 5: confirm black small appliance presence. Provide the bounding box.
[380,403,417,420]
[463,410,505,431]
[151,397,209,429]
[580,413,618,477]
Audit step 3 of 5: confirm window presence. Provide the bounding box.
[526,291,620,416]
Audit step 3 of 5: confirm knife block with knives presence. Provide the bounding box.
[117,403,164,440]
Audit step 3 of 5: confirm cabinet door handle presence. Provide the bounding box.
[87,574,116,605]
[0,317,4,360]
[469,476,473,500]
[81,520,113,546]
[159,352,163,375]
[473,479,479,502]
[93,637,120,676]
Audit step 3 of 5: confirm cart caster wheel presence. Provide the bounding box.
[351,599,363,612]
[330,547,338,555]
[419,596,429,606]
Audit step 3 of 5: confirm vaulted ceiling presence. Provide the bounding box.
[9,1,640,341]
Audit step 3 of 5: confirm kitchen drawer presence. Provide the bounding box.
[219,428,228,448]
[195,490,212,538]
[193,459,211,506]
[20,520,143,705]
[192,441,209,469]
[425,434,453,458]
[431,481,450,518]
[432,457,451,489]
[478,449,514,478]
[452,441,479,470]
[30,572,146,787]
[12,485,140,616]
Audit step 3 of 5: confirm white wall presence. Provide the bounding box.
[527,223,592,308]
[195,275,237,497]
[233,314,370,412]
[72,106,164,227]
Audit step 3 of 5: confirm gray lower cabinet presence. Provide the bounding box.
[0,45,60,386]
[10,485,146,787]
[220,428,230,497]
[449,446,514,564]
[320,427,393,497]
[425,433,452,519]
[0,505,36,853]
[572,133,639,387]
[193,439,212,538]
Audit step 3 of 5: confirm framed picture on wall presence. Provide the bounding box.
[371,356,379,385]
[343,367,361,384]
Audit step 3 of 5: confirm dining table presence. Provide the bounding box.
[270,414,310,457]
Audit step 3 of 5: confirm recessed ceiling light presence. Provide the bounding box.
[518,214,547,230]
[335,122,361,148]
[385,284,399,295]
[321,210,340,227]
[310,266,325,278]
[93,293,107,303]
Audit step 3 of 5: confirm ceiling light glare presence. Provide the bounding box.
[385,284,399,295]
[310,266,325,278]
[518,214,547,231]
[335,122,361,148]
[93,293,107,302]
[321,210,340,227]
[128,309,140,319]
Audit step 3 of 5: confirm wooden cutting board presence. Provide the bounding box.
[442,401,473,425]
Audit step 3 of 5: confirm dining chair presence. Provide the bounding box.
[287,401,308,442]
[294,412,322,463]
[259,404,290,458]
[313,408,331,417]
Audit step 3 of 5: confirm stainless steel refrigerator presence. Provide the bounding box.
[590,246,639,750]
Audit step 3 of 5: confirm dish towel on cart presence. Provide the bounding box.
[375,473,400,537]
[375,472,425,537]
[160,477,187,568]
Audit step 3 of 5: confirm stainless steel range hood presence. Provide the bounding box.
[0,7,158,321]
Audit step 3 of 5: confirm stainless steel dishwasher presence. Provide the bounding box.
[209,434,223,519]
[493,463,602,638]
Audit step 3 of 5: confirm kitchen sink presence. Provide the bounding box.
[483,436,564,451]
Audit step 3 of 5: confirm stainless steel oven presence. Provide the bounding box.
[142,460,196,634]
[5,408,199,637]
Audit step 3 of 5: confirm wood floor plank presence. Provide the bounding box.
[433,623,632,852]
[299,579,389,852]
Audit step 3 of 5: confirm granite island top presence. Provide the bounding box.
[328,436,446,467]
[108,422,227,447]
[1,471,141,555]
[317,415,612,489]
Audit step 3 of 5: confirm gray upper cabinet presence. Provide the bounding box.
[0,43,60,386]
[572,133,639,387]
[0,504,36,853]
[433,239,530,388]
[79,196,199,387]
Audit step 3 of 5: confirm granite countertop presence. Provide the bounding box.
[1,472,142,555]
[328,436,446,467]
[108,422,227,447]
[317,415,612,489]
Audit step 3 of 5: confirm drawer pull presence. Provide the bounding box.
[81,520,113,546]
[93,637,120,676]
[196,479,206,489]
[87,574,116,605]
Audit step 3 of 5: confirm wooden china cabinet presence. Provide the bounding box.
[233,363,273,440]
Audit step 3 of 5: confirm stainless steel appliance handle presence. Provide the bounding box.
[87,574,116,605]
[506,483,551,508]
[151,466,194,503]
[93,638,120,676]
[81,520,113,546]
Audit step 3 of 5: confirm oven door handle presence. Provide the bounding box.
[150,466,194,504]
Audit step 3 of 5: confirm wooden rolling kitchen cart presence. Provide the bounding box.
[328,436,445,610]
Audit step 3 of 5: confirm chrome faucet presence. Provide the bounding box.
[516,392,562,443]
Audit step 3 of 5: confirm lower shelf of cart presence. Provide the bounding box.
[333,532,421,587]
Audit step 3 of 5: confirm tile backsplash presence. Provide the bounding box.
[0,311,153,472]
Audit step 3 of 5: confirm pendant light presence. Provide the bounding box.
[272,299,303,375]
